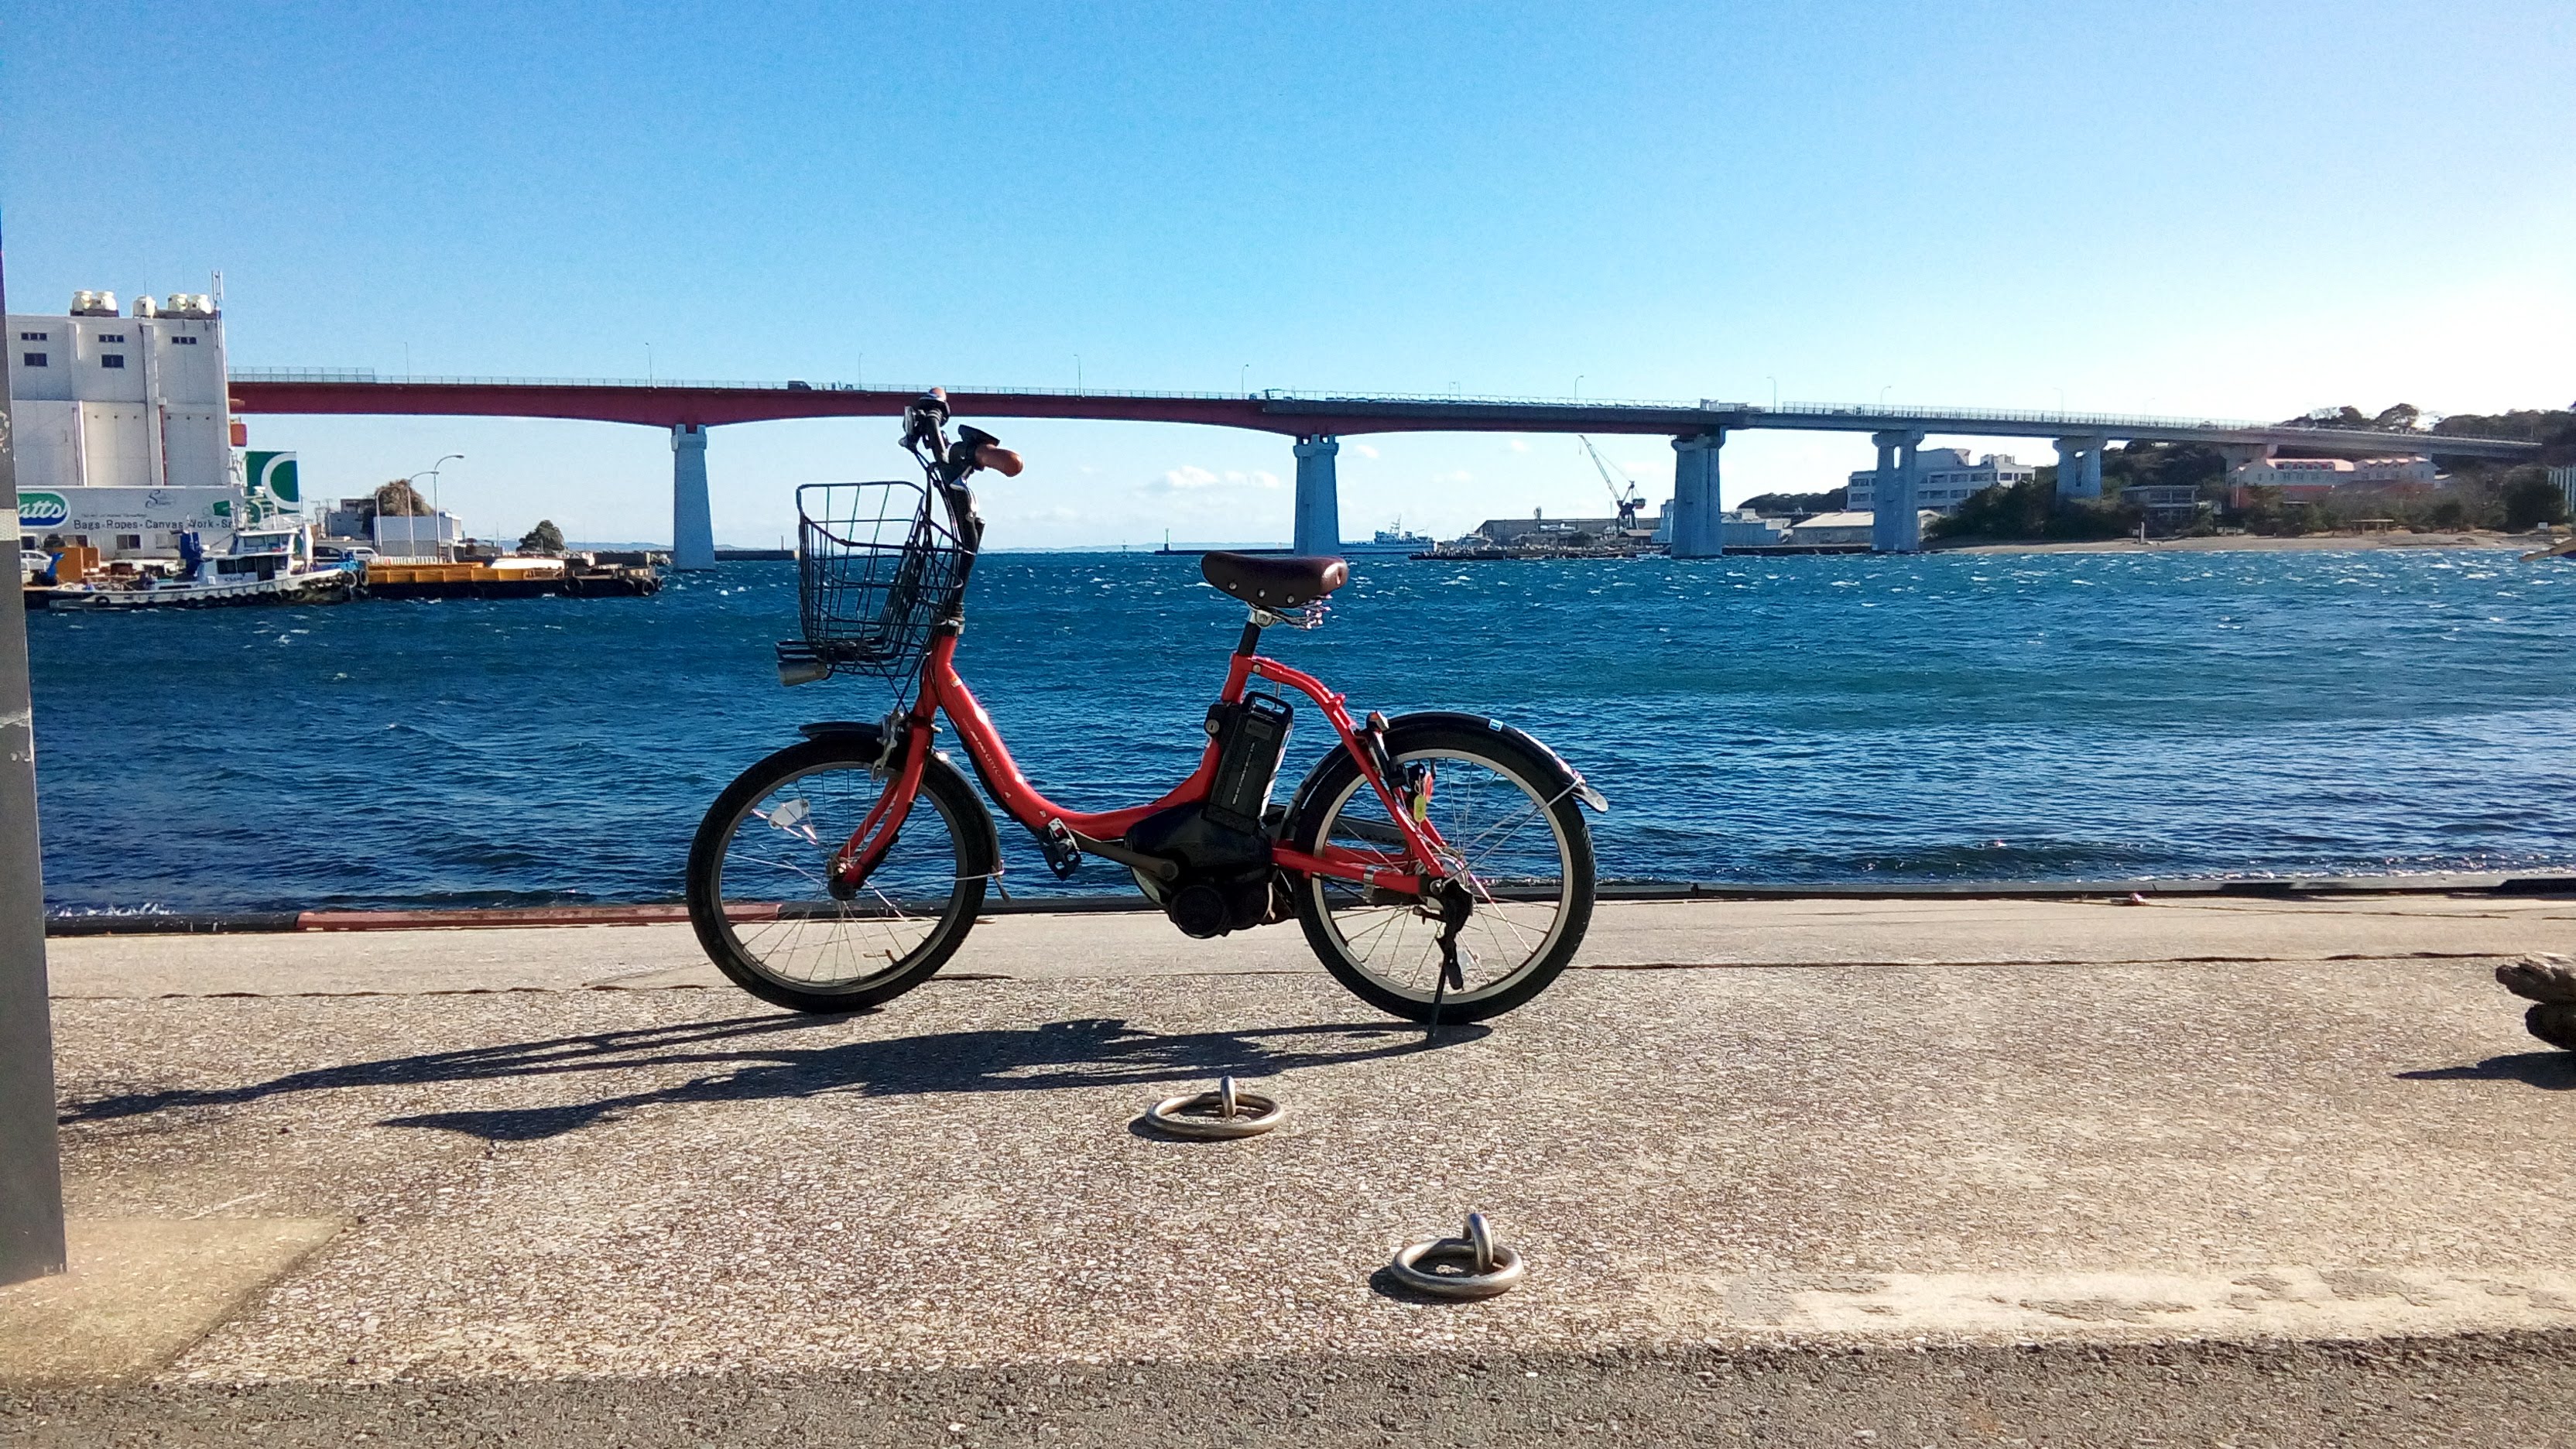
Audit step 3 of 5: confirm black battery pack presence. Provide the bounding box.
[1204,692,1294,834]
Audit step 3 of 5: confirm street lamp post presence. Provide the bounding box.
[429,454,463,517]
[406,454,463,559]
[1766,375,1778,409]
[1574,375,1584,402]
[1241,363,1250,396]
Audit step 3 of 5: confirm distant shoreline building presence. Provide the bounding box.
[2227,455,2437,509]
[9,289,248,562]
[1848,449,2035,516]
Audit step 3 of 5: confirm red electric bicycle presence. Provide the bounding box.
[685,390,1604,1023]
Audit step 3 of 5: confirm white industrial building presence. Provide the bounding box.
[1847,448,2036,515]
[10,289,245,560]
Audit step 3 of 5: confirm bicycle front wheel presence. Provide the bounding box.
[686,735,999,1013]
[1286,718,1595,1023]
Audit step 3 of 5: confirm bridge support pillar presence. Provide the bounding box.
[1668,432,1726,558]
[2216,442,2272,483]
[1292,435,1340,557]
[671,424,716,571]
[1871,429,1926,553]
[2054,435,2108,502]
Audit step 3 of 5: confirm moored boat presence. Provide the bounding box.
[45,524,356,611]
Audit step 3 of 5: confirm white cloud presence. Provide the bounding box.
[1143,464,1283,494]
[1351,443,1380,459]
[1431,468,1475,484]
[1506,439,1530,453]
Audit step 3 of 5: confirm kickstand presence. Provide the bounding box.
[1426,878,1468,1044]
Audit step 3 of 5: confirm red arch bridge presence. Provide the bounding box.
[224,372,2543,568]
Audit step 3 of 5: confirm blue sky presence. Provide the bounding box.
[6,0,2570,547]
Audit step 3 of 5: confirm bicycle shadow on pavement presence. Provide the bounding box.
[2396,1051,2576,1091]
[60,1012,1488,1142]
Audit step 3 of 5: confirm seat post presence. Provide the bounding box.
[1235,612,1266,656]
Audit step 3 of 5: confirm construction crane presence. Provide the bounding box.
[1577,436,1647,533]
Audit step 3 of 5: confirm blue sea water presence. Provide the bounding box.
[26,547,2576,914]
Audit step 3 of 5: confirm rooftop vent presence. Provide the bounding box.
[70,289,118,317]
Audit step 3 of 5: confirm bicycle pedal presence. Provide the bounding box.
[1038,823,1083,879]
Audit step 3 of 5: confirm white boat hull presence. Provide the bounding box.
[48,568,357,611]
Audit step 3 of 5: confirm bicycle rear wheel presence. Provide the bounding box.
[1286,718,1594,1023]
[686,735,997,1012]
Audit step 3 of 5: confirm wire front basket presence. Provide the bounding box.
[793,480,968,682]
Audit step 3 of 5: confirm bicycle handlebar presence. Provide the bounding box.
[904,389,1019,492]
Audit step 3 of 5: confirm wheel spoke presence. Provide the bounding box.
[1307,745,1578,1006]
[710,759,971,995]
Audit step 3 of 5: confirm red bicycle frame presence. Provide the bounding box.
[831,628,1451,896]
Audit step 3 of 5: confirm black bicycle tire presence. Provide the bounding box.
[1286,719,1595,1023]
[686,736,997,1013]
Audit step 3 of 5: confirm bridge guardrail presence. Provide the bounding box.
[222,372,2543,452]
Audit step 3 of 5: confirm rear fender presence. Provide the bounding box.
[1384,711,1608,813]
[1281,711,1607,838]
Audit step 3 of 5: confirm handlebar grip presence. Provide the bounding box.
[975,444,1024,478]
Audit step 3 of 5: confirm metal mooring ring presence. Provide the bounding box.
[1143,1075,1285,1139]
[1388,1212,1526,1300]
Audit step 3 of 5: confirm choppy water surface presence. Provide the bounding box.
[28,548,2576,913]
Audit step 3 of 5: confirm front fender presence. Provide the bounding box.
[796,719,889,766]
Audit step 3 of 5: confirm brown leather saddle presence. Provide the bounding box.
[1200,551,1348,609]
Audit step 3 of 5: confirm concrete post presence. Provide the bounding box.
[1871,429,1926,553]
[0,235,69,1287]
[1668,432,1725,558]
[1292,435,1340,557]
[671,424,715,570]
[2054,436,2108,501]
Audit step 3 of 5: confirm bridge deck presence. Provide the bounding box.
[224,374,2544,457]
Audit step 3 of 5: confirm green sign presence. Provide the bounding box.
[246,451,300,504]
[15,492,70,528]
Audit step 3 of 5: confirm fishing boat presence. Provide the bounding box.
[1338,522,1439,557]
[44,523,356,611]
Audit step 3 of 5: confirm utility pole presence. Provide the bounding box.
[0,213,68,1286]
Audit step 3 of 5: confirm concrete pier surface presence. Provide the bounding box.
[8,895,2576,1445]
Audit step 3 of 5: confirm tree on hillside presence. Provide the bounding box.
[2499,470,2569,531]
[372,478,433,516]
[518,519,567,554]
[2102,440,2225,495]
[2278,403,2430,433]
[2433,406,2576,463]
[1738,488,1845,517]
[1926,477,2129,543]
